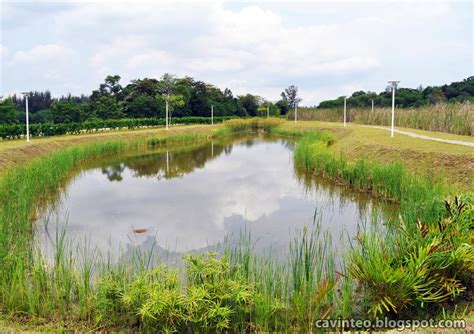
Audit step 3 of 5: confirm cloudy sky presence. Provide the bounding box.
[1,0,472,105]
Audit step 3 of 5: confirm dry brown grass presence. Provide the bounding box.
[289,102,474,136]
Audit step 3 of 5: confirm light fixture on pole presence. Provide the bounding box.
[388,81,400,137]
[343,96,347,127]
[294,103,298,123]
[211,105,214,125]
[21,92,31,142]
[165,94,169,130]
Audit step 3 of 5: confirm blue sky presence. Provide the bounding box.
[1,0,472,105]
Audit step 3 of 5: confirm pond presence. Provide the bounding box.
[38,134,388,263]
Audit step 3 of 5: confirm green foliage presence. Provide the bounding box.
[221,117,284,133]
[293,130,472,319]
[5,74,285,127]
[239,94,259,116]
[0,98,19,124]
[348,196,473,316]
[0,122,470,331]
[94,95,125,119]
[0,116,235,139]
[51,99,85,123]
[281,85,302,109]
[317,77,474,109]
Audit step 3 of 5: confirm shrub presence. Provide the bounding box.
[0,116,235,140]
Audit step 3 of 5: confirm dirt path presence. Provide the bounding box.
[366,126,474,147]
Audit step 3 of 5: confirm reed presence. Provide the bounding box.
[289,102,474,135]
[293,130,472,319]
[0,121,470,331]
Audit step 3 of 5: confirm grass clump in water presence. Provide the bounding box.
[294,130,473,320]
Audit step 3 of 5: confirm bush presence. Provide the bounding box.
[94,254,255,332]
[0,116,235,140]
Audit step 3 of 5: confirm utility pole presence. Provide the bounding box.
[21,92,30,142]
[211,105,214,125]
[388,81,400,137]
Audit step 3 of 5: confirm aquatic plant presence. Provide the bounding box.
[0,120,470,331]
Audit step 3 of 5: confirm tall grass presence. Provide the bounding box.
[0,130,217,322]
[0,120,471,330]
[289,102,474,135]
[219,117,284,134]
[293,130,473,318]
[293,131,445,224]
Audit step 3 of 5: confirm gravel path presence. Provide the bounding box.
[366,126,474,148]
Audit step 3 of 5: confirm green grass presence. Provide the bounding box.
[292,130,472,319]
[277,121,474,193]
[0,119,472,331]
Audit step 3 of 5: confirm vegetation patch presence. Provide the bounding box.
[0,119,472,331]
[290,102,474,136]
[0,116,234,140]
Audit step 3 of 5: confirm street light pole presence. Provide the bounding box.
[388,81,400,137]
[22,92,30,142]
[165,94,169,130]
[343,96,347,127]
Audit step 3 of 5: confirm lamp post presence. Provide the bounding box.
[165,94,169,130]
[388,81,400,137]
[343,96,347,127]
[21,92,31,142]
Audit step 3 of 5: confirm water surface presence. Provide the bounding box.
[38,134,387,261]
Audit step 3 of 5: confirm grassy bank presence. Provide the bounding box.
[277,121,474,192]
[288,126,472,320]
[289,102,474,136]
[0,124,220,176]
[0,118,472,331]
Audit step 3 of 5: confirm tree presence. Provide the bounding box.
[276,99,289,115]
[163,94,186,121]
[95,96,125,119]
[99,75,123,98]
[238,94,259,116]
[0,99,19,124]
[281,85,302,108]
[126,95,162,118]
[51,100,84,123]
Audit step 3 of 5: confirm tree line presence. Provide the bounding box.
[317,76,474,109]
[0,74,299,125]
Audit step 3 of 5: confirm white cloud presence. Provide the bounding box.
[2,1,471,104]
[10,43,74,65]
[0,45,8,58]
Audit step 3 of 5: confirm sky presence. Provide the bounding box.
[1,0,473,106]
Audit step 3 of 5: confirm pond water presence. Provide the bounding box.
[38,134,388,262]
